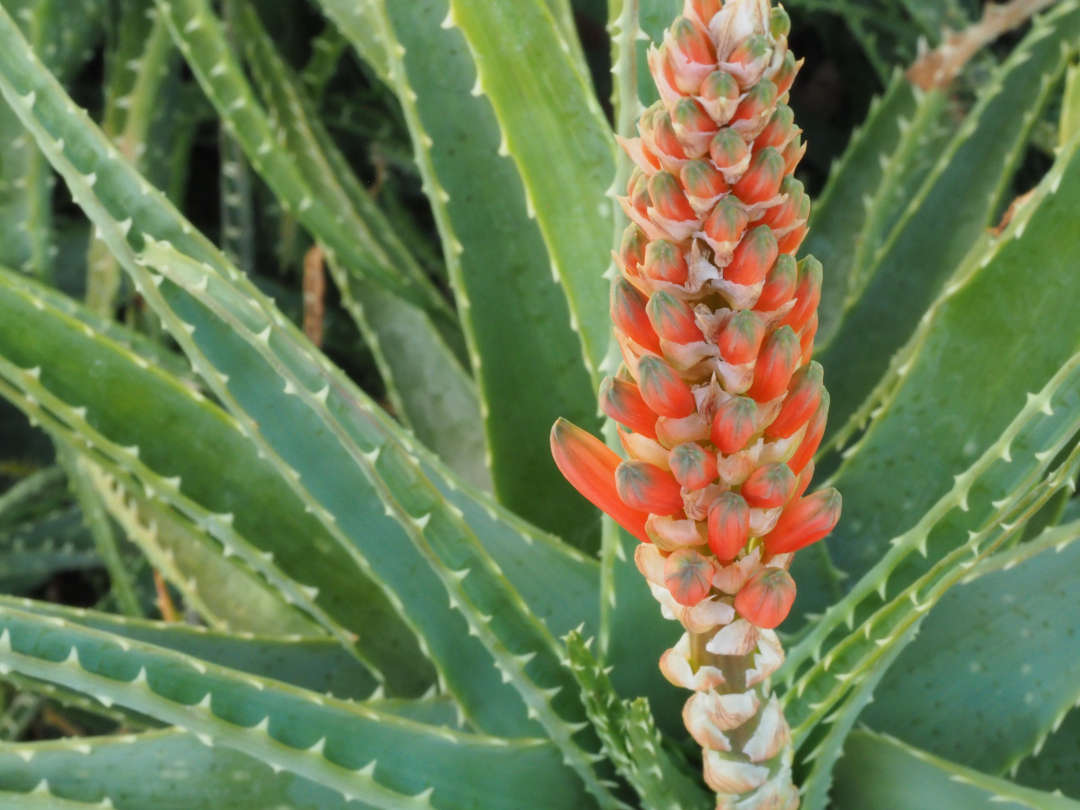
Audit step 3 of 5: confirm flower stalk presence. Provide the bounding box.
[552,0,841,805]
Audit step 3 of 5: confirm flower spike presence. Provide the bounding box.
[553,0,839,802]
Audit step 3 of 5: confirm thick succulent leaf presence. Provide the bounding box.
[0,606,597,810]
[804,71,920,344]
[0,264,426,690]
[0,21,620,803]
[565,630,712,810]
[0,508,100,594]
[806,75,953,346]
[56,450,142,619]
[796,621,922,810]
[440,0,615,378]
[1014,706,1080,799]
[832,731,1080,810]
[231,2,489,491]
[0,0,103,281]
[790,99,1080,626]
[152,0,453,322]
[817,0,1080,431]
[317,0,607,551]
[0,468,68,531]
[83,466,320,636]
[782,353,1080,740]
[0,595,377,700]
[862,518,1080,774]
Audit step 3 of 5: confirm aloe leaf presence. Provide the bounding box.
[152,0,453,323]
[231,1,488,490]
[791,100,1080,626]
[0,468,68,533]
[782,418,1080,742]
[565,630,712,810]
[805,71,918,344]
[831,730,1080,810]
[817,0,1080,430]
[84,463,319,636]
[57,450,142,619]
[0,508,99,594]
[0,605,597,810]
[806,74,953,346]
[439,0,615,381]
[0,265,428,692]
[0,595,377,700]
[861,517,1080,774]
[318,0,607,550]
[0,0,98,282]
[797,621,922,810]
[1013,707,1080,799]
[0,19,621,801]
[87,0,175,315]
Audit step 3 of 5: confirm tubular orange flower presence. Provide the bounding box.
[553,0,840,803]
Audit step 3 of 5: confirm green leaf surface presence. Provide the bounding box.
[782,353,1080,741]
[0,12,619,800]
[804,71,921,346]
[0,595,378,700]
[154,0,453,323]
[817,0,1080,432]
[832,731,1080,810]
[862,518,1080,774]
[232,2,489,491]
[797,621,922,810]
[0,508,99,594]
[0,265,427,692]
[565,630,711,810]
[0,605,597,810]
[1014,706,1080,800]
[442,0,615,382]
[791,89,1080,626]
[319,0,607,551]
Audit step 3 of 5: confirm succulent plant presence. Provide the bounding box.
[0,0,1076,808]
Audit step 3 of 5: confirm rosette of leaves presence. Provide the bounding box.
[0,0,1076,808]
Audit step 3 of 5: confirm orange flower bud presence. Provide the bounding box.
[766,361,823,439]
[699,70,740,122]
[637,356,698,418]
[665,548,715,606]
[670,442,719,490]
[551,419,650,542]
[708,491,750,560]
[755,105,797,151]
[620,225,648,274]
[703,196,749,246]
[763,489,842,554]
[681,159,728,201]
[735,568,796,628]
[716,310,766,365]
[779,257,823,333]
[711,396,758,455]
[772,51,802,96]
[601,377,659,440]
[647,290,706,344]
[754,253,797,312]
[747,326,800,402]
[788,391,828,475]
[643,240,690,285]
[740,462,796,509]
[649,171,698,224]
[732,147,786,205]
[616,460,685,515]
[709,129,750,174]
[612,278,662,354]
[725,225,779,286]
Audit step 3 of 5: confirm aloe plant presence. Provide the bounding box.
[0,0,1076,807]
